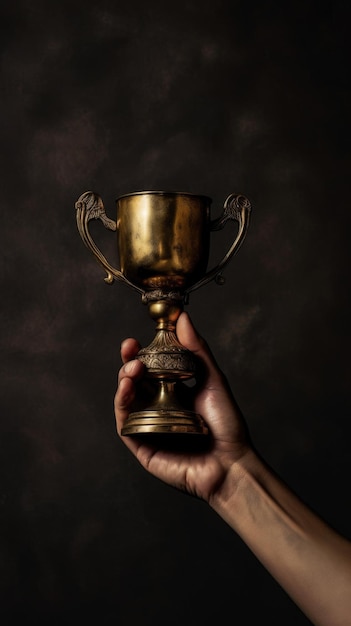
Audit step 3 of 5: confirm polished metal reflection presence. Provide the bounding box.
[75,190,251,436]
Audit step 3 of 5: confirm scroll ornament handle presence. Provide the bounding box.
[75,191,144,295]
[186,193,252,296]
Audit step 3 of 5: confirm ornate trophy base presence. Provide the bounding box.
[120,296,209,436]
[121,410,208,436]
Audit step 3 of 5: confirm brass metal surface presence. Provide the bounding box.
[117,192,211,290]
[75,190,251,437]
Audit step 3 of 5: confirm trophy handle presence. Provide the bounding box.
[186,193,252,295]
[75,191,144,294]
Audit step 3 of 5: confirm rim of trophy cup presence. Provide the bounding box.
[116,190,212,203]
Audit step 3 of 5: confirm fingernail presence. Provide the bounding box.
[124,361,135,374]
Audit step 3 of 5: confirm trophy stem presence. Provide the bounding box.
[120,295,209,436]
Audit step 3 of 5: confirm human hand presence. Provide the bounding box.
[114,312,252,502]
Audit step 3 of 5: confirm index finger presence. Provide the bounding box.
[120,337,141,364]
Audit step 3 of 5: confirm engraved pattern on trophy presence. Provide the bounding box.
[75,190,251,436]
[76,191,117,229]
[211,193,251,229]
[137,329,197,373]
[142,290,184,304]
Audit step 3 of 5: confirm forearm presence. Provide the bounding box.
[210,450,351,626]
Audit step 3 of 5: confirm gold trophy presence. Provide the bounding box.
[75,190,251,436]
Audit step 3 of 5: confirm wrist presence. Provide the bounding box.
[208,448,267,529]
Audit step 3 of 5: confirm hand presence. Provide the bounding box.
[114,312,252,502]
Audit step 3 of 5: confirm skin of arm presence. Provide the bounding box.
[114,312,351,626]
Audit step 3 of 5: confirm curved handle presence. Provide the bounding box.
[186,193,252,294]
[75,191,144,295]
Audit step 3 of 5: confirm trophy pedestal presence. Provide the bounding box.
[121,409,208,436]
[121,322,209,436]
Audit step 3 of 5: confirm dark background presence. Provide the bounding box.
[1,1,350,624]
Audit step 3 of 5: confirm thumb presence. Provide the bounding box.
[176,312,225,386]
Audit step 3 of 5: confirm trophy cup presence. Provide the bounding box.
[75,190,251,436]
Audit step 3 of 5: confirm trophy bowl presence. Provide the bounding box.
[75,190,251,436]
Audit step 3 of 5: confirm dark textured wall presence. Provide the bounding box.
[1,1,350,624]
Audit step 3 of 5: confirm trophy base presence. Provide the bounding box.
[121,409,209,436]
